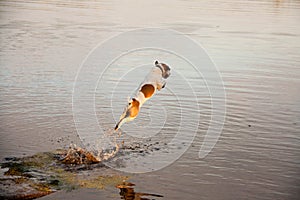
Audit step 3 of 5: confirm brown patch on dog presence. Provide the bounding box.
[140,84,155,98]
[129,98,140,118]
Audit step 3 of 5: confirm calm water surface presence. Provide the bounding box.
[0,0,300,199]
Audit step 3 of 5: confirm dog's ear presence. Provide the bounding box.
[161,63,170,72]
[155,60,159,65]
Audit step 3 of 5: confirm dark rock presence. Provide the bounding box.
[3,157,17,162]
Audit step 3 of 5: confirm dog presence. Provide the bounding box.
[114,60,171,130]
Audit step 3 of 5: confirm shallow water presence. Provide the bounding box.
[1,0,300,199]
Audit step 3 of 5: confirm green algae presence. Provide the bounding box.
[65,174,128,190]
[21,152,55,168]
[30,182,53,193]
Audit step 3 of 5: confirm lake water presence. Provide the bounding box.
[1,0,300,199]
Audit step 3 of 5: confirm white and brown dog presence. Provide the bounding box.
[114,60,171,130]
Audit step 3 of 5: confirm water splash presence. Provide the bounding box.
[62,129,123,165]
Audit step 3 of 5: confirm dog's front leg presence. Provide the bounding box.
[157,80,166,91]
[162,81,166,88]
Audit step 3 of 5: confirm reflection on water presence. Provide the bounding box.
[0,0,300,199]
[117,182,163,200]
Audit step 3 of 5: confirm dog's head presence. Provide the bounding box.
[155,60,171,79]
[115,98,140,130]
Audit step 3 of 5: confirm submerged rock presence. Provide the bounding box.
[0,177,53,200]
[116,181,163,200]
[0,147,126,200]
